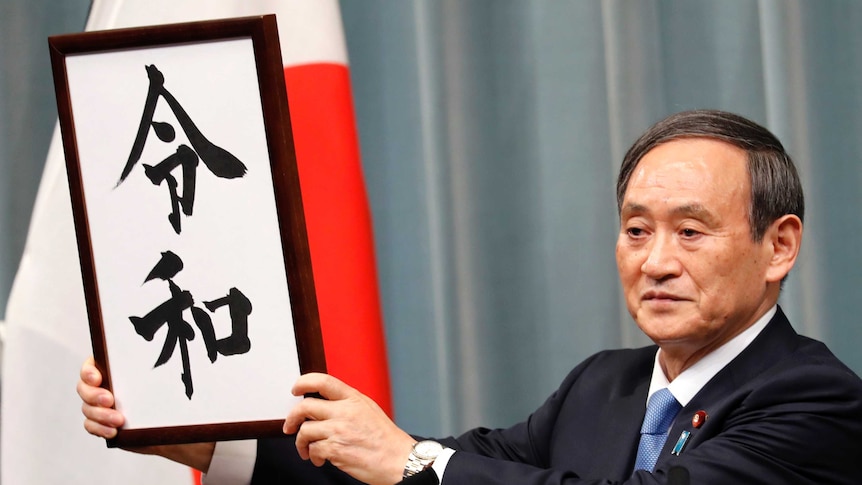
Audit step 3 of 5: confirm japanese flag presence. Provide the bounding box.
[0,1,391,484]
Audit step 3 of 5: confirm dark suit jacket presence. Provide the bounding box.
[251,308,862,484]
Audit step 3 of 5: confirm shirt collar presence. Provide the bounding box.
[646,305,777,407]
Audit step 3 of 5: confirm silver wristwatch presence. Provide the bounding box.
[403,440,444,478]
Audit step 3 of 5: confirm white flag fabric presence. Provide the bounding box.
[0,1,390,484]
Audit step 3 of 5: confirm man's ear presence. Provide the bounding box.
[764,214,803,283]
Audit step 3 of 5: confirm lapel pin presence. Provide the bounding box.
[692,410,708,428]
[671,430,691,456]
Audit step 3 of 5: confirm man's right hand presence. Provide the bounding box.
[76,356,216,472]
[77,356,124,439]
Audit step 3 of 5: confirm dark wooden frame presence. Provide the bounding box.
[48,15,325,447]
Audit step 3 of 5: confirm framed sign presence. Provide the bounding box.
[48,15,325,447]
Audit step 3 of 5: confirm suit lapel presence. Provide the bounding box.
[654,308,799,467]
[586,378,650,479]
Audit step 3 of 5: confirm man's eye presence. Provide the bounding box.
[627,227,644,237]
[681,228,700,237]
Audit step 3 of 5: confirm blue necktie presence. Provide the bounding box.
[633,388,681,472]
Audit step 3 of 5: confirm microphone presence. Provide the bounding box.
[668,465,690,485]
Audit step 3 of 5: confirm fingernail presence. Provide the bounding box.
[97,394,111,407]
[85,372,97,384]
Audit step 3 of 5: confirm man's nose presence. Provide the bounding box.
[640,232,682,281]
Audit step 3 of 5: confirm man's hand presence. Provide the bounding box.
[78,356,126,439]
[284,373,417,485]
[76,356,216,472]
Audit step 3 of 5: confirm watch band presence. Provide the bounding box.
[398,467,440,485]
[403,440,444,478]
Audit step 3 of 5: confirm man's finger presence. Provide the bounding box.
[283,394,350,434]
[294,420,345,468]
[80,356,102,387]
[291,372,355,401]
[293,419,323,460]
[83,417,119,439]
[307,441,329,467]
[293,419,347,467]
[76,379,114,408]
[82,402,124,428]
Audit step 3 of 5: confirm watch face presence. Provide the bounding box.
[414,440,444,460]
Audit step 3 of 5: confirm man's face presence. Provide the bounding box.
[616,138,776,363]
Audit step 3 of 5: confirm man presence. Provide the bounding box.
[78,110,862,484]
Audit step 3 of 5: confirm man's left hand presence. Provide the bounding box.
[284,373,417,485]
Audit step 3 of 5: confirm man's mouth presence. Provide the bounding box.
[642,290,686,301]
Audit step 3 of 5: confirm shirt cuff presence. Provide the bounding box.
[202,440,257,485]
[430,448,456,483]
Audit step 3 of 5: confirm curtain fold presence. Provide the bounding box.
[341,0,862,437]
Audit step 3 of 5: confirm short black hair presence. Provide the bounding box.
[616,109,804,241]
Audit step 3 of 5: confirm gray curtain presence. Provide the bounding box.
[1,0,860,449]
[340,0,862,437]
[0,0,91,317]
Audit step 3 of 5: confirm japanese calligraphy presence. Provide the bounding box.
[118,64,248,234]
[130,251,253,399]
